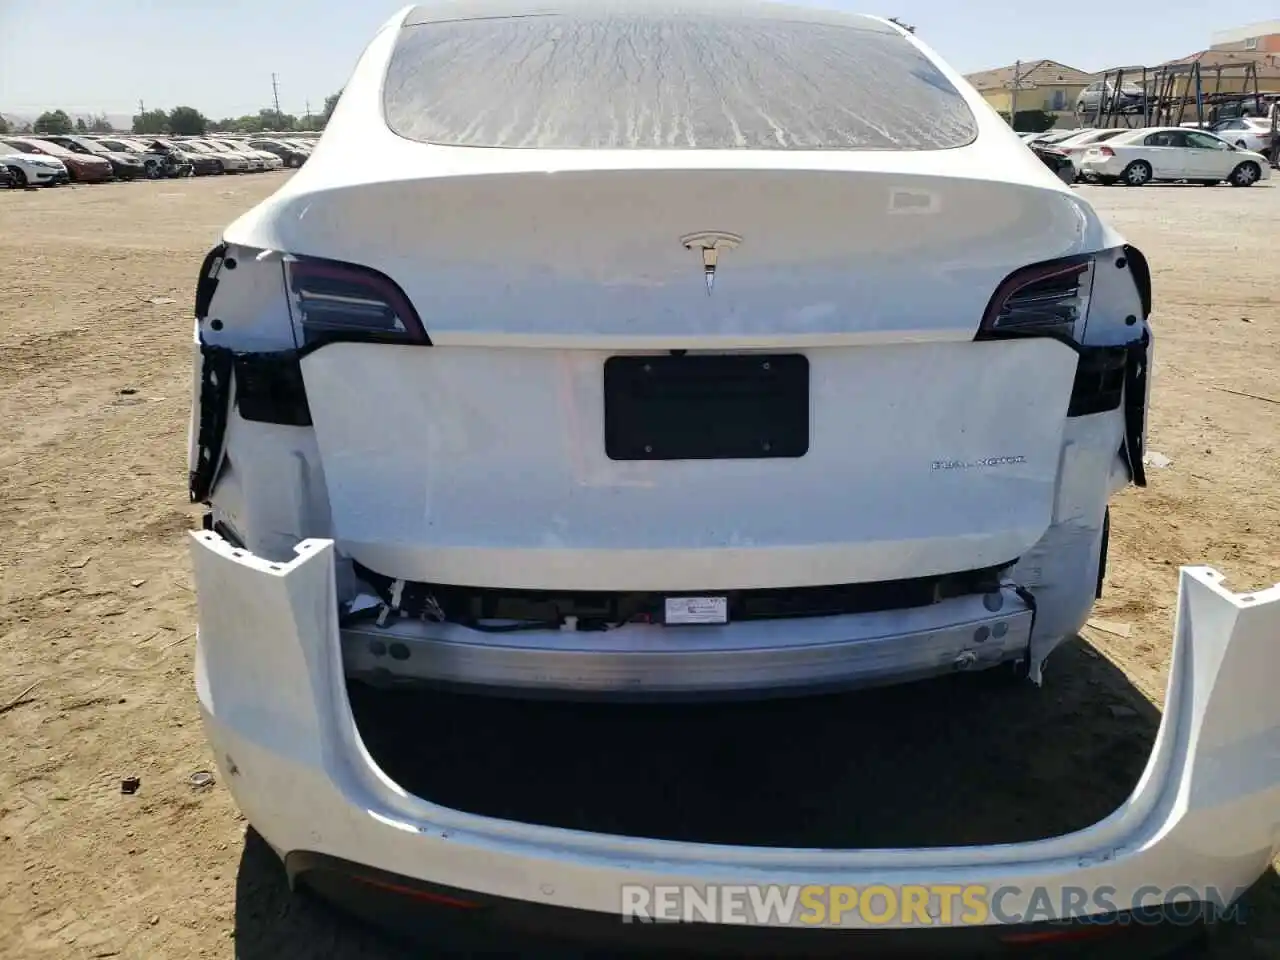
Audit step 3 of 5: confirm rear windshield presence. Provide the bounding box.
[383,7,978,150]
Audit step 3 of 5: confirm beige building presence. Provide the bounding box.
[1211,20,1280,54]
[963,60,1096,118]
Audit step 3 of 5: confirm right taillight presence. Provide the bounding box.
[978,255,1095,341]
[1098,146,1115,158]
[284,255,428,348]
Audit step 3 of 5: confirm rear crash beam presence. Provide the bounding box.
[339,589,1032,699]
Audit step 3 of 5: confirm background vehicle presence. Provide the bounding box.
[95,136,193,178]
[179,140,247,174]
[1079,127,1270,186]
[1204,117,1273,155]
[1027,128,1090,146]
[39,134,146,180]
[246,137,310,167]
[0,145,69,187]
[145,137,222,176]
[186,138,261,172]
[207,137,282,170]
[0,137,112,182]
[1028,142,1075,184]
[1051,128,1129,164]
[1076,79,1146,116]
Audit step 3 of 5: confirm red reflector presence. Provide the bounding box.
[352,875,481,909]
[1000,925,1117,945]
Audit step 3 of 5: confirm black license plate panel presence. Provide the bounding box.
[604,354,809,460]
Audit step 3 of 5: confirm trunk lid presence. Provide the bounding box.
[288,168,1085,590]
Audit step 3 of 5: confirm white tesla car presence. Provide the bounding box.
[1078,127,1271,186]
[187,2,1280,949]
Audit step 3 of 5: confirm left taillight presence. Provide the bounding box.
[284,255,428,348]
[979,255,1095,341]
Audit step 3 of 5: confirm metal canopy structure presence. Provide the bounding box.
[1080,60,1270,129]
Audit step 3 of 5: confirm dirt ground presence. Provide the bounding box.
[1,173,1278,959]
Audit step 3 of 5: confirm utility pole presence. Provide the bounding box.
[138,99,145,115]
[1003,61,1035,130]
[1010,60,1020,122]
[271,74,282,116]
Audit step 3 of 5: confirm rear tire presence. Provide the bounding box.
[7,166,27,188]
[144,161,162,180]
[1228,161,1260,187]
[1121,160,1152,186]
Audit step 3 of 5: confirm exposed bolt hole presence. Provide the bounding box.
[210,318,224,331]
[983,592,1004,612]
[1124,315,1137,326]
[224,257,238,270]
[231,551,243,559]
[973,626,991,644]
[269,564,281,571]
[369,640,387,657]
[389,643,410,661]
[1115,257,1127,269]
[992,621,1009,639]
[1241,595,1256,603]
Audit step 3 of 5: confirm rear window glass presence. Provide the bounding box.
[383,7,978,150]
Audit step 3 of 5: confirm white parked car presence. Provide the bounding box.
[1078,127,1271,186]
[1051,127,1128,162]
[1205,116,1274,155]
[184,2,1280,950]
[0,147,68,187]
[208,137,284,170]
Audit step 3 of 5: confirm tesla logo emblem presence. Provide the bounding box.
[680,231,742,295]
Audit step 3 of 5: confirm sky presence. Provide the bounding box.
[0,0,1270,120]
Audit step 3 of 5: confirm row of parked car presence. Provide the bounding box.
[1,134,318,188]
[1022,123,1275,187]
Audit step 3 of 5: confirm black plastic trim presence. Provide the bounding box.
[233,351,312,426]
[1096,508,1110,599]
[1068,345,1127,417]
[193,243,228,321]
[1122,244,1153,320]
[1121,329,1151,488]
[188,343,233,504]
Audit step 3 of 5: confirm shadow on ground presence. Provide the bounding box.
[232,638,1280,958]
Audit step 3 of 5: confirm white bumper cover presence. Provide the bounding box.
[190,532,1280,928]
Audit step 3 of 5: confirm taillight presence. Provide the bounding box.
[979,255,1095,341]
[1098,146,1115,157]
[284,255,428,348]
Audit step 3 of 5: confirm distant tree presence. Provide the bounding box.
[1000,109,1057,133]
[75,117,89,133]
[322,90,342,121]
[168,106,208,136]
[14,121,34,134]
[33,109,74,135]
[132,109,170,135]
[257,108,296,131]
[89,114,114,133]
[0,114,9,135]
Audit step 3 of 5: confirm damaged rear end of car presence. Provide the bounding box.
[180,2,1280,950]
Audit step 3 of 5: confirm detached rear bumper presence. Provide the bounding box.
[190,533,1280,946]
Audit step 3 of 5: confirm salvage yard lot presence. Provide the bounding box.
[1,173,1278,958]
